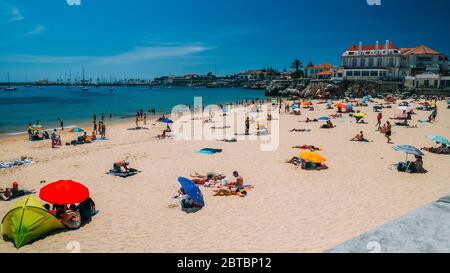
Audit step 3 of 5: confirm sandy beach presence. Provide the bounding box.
[1,100,449,253]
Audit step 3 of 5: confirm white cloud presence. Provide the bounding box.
[0,3,24,23]
[25,24,46,36]
[66,0,81,6]
[0,45,215,64]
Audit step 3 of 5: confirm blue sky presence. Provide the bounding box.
[1,0,449,81]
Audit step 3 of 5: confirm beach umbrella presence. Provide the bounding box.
[353,113,367,118]
[39,180,90,205]
[302,101,312,106]
[299,152,327,163]
[398,106,411,111]
[373,105,382,110]
[318,117,330,121]
[68,127,86,133]
[291,105,299,109]
[427,135,450,146]
[177,177,204,207]
[335,103,348,109]
[399,101,409,106]
[161,118,173,124]
[29,124,45,131]
[393,145,424,162]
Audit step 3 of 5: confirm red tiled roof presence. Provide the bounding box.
[308,63,333,69]
[401,45,441,55]
[317,70,332,75]
[347,42,397,51]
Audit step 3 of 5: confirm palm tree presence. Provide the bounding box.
[291,59,304,78]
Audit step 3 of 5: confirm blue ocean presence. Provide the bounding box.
[0,86,265,135]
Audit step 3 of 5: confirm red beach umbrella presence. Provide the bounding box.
[39,180,90,205]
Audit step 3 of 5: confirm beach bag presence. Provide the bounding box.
[397,162,407,172]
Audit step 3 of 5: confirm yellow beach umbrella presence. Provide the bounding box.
[353,113,367,118]
[299,152,327,163]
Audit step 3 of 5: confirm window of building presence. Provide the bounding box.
[352,59,357,67]
[368,59,374,67]
[354,71,361,76]
[377,58,382,67]
[370,71,378,77]
[346,71,353,77]
[360,59,366,67]
[389,58,394,66]
[434,80,438,88]
[424,80,429,87]
[362,71,370,77]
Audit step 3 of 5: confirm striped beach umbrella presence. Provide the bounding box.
[68,127,86,133]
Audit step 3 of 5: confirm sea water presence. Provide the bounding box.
[0,86,265,135]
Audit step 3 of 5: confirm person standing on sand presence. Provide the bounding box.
[101,113,104,122]
[245,117,250,135]
[144,113,147,125]
[93,114,96,122]
[384,121,392,143]
[135,113,139,128]
[101,122,106,139]
[59,118,64,131]
[109,113,112,119]
[93,120,98,135]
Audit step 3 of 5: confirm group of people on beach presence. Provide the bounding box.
[42,198,95,229]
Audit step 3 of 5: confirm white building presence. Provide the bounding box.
[400,45,449,77]
[405,73,450,90]
[342,40,403,80]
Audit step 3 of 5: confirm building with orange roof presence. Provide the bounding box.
[305,63,335,79]
[400,45,448,77]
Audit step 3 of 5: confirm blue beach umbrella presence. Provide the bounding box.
[177,177,205,207]
[373,105,382,109]
[427,135,450,146]
[394,145,424,163]
[318,117,330,121]
[161,118,173,124]
[291,105,299,109]
[223,108,229,113]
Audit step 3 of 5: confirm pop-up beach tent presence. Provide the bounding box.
[1,195,64,248]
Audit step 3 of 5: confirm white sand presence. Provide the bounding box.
[0,100,449,253]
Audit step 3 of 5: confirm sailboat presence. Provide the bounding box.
[5,72,17,91]
[24,74,31,87]
[109,75,114,92]
[81,67,88,91]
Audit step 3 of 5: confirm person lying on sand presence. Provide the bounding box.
[0,181,36,201]
[113,160,130,173]
[190,172,225,185]
[290,129,311,132]
[302,118,318,123]
[286,156,303,166]
[292,145,322,151]
[300,161,329,170]
[421,144,450,154]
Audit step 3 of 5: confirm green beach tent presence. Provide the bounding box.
[1,195,64,248]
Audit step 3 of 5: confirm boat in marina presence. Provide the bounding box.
[5,72,17,91]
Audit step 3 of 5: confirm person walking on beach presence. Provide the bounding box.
[245,117,250,135]
[109,113,112,119]
[135,113,139,128]
[144,113,147,125]
[93,114,96,122]
[376,112,382,130]
[59,118,64,131]
[101,113,104,122]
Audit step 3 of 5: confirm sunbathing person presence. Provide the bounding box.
[212,171,247,197]
[290,128,311,132]
[59,204,81,229]
[303,118,318,123]
[113,160,130,173]
[350,131,369,142]
[176,188,202,208]
[190,172,224,185]
[300,161,329,170]
[286,156,304,166]
[421,144,450,154]
[292,145,322,151]
[0,182,36,201]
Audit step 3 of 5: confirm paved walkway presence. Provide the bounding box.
[327,196,450,253]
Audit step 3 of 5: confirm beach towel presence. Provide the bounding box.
[0,159,32,169]
[107,168,141,178]
[197,148,222,154]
